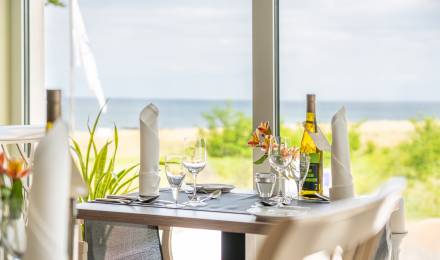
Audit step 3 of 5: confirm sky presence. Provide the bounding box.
[45,0,440,101]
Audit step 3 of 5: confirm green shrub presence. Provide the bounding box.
[353,118,440,218]
[400,118,440,180]
[200,103,252,158]
[349,122,362,152]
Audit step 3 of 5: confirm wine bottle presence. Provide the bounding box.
[300,94,323,196]
[46,89,62,131]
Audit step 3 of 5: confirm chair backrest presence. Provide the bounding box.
[257,177,406,260]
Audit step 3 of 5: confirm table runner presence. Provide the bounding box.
[93,190,328,215]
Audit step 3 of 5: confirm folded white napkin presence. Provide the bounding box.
[330,107,355,200]
[139,103,160,196]
[24,121,71,260]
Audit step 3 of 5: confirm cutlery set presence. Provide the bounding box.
[94,190,222,206]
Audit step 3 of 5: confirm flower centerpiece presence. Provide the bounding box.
[247,122,300,178]
[247,122,273,164]
[0,153,30,219]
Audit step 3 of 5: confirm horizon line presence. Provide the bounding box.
[65,96,440,103]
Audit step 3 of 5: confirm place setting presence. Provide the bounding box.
[91,104,248,212]
[90,98,347,220]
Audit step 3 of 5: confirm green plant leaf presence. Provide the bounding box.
[85,104,106,176]
[9,180,24,219]
[71,139,87,180]
[91,142,111,199]
[253,154,268,165]
[113,174,139,195]
[109,163,139,194]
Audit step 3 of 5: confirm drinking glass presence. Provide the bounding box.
[255,172,277,201]
[291,153,311,200]
[268,136,293,207]
[1,198,27,258]
[182,137,207,207]
[165,155,187,208]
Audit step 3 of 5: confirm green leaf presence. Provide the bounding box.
[85,103,106,176]
[91,142,111,199]
[9,180,24,219]
[253,154,268,165]
[46,0,65,7]
[113,174,139,195]
[71,139,87,181]
[90,141,110,182]
[109,163,139,194]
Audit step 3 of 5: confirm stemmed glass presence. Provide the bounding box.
[182,137,207,207]
[165,155,187,208]
[290,153,311,200]
[268,136,293,207]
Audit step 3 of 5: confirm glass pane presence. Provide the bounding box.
[280,0,440,254]
[45,0,253,192]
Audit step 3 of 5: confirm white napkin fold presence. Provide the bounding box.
[139,103,160,196]
[24,121,71,260]
[330,107,355,200]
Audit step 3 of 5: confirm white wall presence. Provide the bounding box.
[0,0,45,125]
[0,0,11,124]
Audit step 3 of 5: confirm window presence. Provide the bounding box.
[45,0,253,190]
[280,0,440,218]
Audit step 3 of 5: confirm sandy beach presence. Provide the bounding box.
[73,120,415,155]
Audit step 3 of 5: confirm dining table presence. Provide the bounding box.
[76,190,331,260]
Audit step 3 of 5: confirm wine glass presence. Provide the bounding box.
[182,137,207,207]
[291,153,310,200]
[165,155,187,208]
[268,136,293,207]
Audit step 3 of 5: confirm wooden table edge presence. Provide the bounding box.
[76,207,273,235]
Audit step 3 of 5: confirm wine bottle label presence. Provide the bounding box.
[302,153,320,191]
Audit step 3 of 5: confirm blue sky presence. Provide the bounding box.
[45,0,440,101]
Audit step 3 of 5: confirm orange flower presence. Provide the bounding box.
[260,135,271,153]
[6,159,30,180]
[257,121,272,135]
[291,147,300,160]
[247,131,260,147]
[0,153,5,173]
[280,145,291,158]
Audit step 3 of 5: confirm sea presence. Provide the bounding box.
[65,98,440,130]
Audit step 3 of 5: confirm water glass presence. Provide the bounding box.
[182,137,207,207]
[255,172,277,200]
[165,155,186,208]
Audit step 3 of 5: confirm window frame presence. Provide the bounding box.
[11,0,45,126]
[26,0,282,185]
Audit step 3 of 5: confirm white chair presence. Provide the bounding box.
[0,125,45,166]
[257,177,406,260]
[0,125,173,260]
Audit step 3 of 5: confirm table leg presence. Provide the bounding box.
[221,232,245,260]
